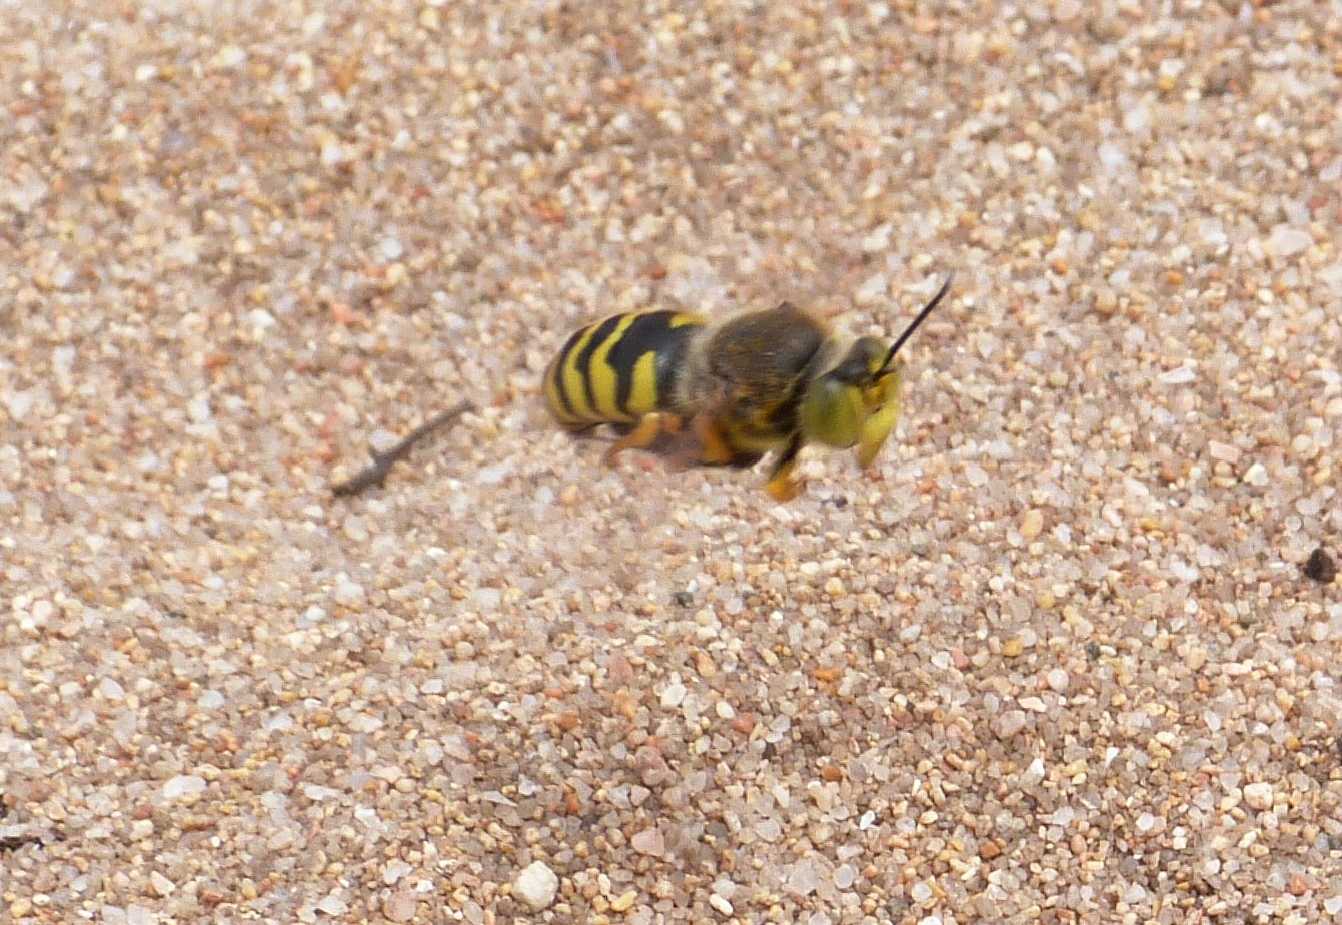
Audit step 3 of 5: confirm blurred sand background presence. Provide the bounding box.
[2,1,1341,922]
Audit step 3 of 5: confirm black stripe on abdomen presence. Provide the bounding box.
[547,326,588,422]
[605,311,700,415]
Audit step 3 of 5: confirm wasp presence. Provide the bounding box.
[543,274,954,500]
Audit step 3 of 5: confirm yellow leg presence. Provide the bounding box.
[764,434,804,502]
[603,413,680,466]
[691,413,738,466]
[765,469,801,502]
[857,364,904,470]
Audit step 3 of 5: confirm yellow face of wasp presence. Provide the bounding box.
[798,337,905,468]
[855,360,904,469]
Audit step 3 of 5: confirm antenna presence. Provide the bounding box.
[881,272,955,371]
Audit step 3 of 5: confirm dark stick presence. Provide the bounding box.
[331,400,475,497]
[0,831,55,852]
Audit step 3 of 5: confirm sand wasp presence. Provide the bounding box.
[543,274,954,500]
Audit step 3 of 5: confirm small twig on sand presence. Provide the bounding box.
[0,830,58,852]
[331,400,475,497]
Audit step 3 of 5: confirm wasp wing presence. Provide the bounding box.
[705,302,827,417]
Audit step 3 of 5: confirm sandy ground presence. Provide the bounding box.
[2,1,1341,923]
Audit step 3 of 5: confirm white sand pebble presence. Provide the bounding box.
[162,775,206,801]
[332,577,365,607]
[660,681,687,709]
[1243,782,1274,811]
[1020,509,1044,540]
[385,891,417,922]
[1265,225,1310,257]
[5,389,36,422]
[788,859,820,896]
[1208,440,1240,464]
[383,860,412,885]
[631,827,664,856]
[211,45,247,69]
[514,861,559,911]
[994,710,1028,739]
[316,893,348,915]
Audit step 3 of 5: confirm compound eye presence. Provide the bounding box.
[828,337,884,385]
[853,336,888,373]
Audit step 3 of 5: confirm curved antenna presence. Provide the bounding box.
[879,272,955,372]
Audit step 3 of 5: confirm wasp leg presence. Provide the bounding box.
[726,449,765,469]
[667,416,763,471]
[690,413,739,466]
[603,412,682,466]
[663,412,738,472]
[764,433,805,502]
[857,362,905,470]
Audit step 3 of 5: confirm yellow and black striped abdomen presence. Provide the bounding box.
[544,310,705,428]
